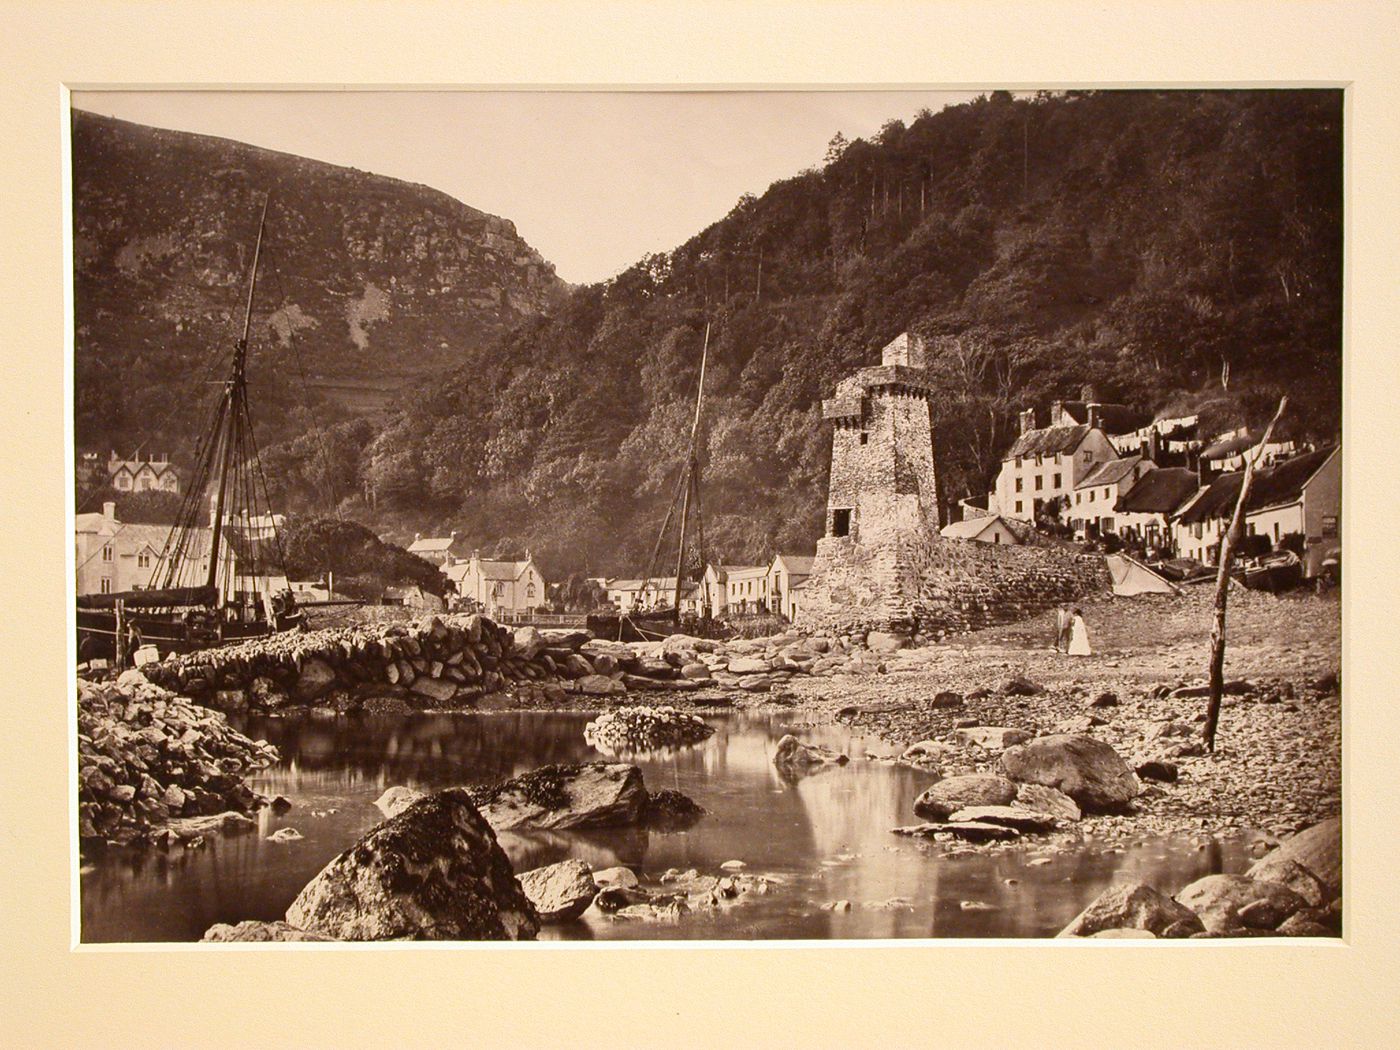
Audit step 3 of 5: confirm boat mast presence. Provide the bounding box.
[206,194,269,594]
[672,322,709,619]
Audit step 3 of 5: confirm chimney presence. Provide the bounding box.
[414,532,422,543]
[1019,407,1036,435]
[450,530,458,541]
[1050,400,1064,426]
[1148,428,1160,464]
[1087,403,1102,429]
[103,501,115,521]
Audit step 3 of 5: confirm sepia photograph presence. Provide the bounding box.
[68,86,1345,946]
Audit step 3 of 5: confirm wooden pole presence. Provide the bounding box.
[673,323,710,619]
[1203,396,1287,751]
[114,598,126,671]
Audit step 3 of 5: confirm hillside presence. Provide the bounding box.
[300,90,1338,580]
[71,109,567,455]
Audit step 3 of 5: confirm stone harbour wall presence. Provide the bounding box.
[797,530,1109,638]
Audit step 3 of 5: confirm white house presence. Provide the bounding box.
[940,514,1021,545]
[604,577,680,613]
[724,565,771,615]
[1111,467,1201,553]
[1066,455,1155,537]
[445,550,547,615]
[107,451,180,494]
[992,413,1120,522]
[406,531,460,566]
[767,554,815,621]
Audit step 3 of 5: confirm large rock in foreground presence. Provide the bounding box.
[1001,734,1140,812]
[1174,874,1309,934]
[202,920,338,942]
[517,858,598,923]
[1058,882,1205,938]
[467,763,647,831]
[285,789,538,941]
[913,774,1016,820]
[1247,817,1341,902]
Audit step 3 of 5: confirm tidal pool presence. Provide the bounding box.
[79,710,1247,943]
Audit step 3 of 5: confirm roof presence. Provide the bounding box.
[940,516,1007,540]
[1055,401,1149,435]
[773,554,815,575]
[1007,425,1092,459]
[109,458,177,477]
[725,565,769,580]
[1075,455,1144,490]
[407,536,455,553]
[479,559,529,581]
[607,577,679,592]
[1175,471,1244,525]
[1114,467,1201,514]
[1246,447,1338,511]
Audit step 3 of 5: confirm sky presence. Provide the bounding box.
[74,90,980,284]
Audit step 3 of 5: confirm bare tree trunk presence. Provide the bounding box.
[1203,396,1287,751]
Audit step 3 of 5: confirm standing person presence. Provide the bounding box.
[1054,604,1072,652]
[1067,607,1092,656]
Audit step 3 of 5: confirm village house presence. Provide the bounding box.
[381,584,446,613]
[1172,446,1340,576]
[767,554,815,621]
[445,550,547,615]
[604,577,681,613]
[1111,466,1201,554]
[107,451,180,494]
[939,514,1022,545]
[406,531,460,566]
[725,565,772,615]
[991,412,1120,522]
[1066,455,1156,537]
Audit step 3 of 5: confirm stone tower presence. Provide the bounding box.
[820,331,944,545]
[798,331,1109,638]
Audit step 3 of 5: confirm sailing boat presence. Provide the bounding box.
[76,196,304,662]
[587,323,713,642]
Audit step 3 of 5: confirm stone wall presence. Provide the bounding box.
[796,530,1109,638]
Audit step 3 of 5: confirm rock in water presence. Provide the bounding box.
[202,920,338,942]
[1246,817,1341,902]
[641,788,706,830]
[467,763,647,831]
[1174,874,1308,934]
[773,734,848,778]
[374,785,427,818]
[1057,882,1205,938]
[913,774,1017,820]
[294,657,338,701]
[285,789,538,941]
[1013,783,1082,822]
[945,805,1058,832]
[1000,734,1140,812]
[516,859,597,923]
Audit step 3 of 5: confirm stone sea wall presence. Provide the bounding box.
[798,531,1109,638]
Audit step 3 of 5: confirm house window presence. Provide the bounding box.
[1053,473,1061,488]
[1015,500,1023,514]
[1015,478,1023,493]
[1075,493,1081,505]
[102,544,113,562]
[859,432,869,445]
[527,583,536,599]
[1322,515,1338,537]
[832,508,852,537]
[1034,476,1043,491]
[100,578,111,594]
[1083,451,1092,463]
[137,551,150,568]
[1273,522,1281,542]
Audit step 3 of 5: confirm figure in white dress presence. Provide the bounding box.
[1067,608,1092,656]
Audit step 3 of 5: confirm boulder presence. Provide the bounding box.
[285,789,538,941]
[772,734,848,777]
[202,920,337,942]
[899,739,954,771]
[1276,914,1337,938]
[642,788,706,830]
[931,691,964,709]
[294,657,338,701]
[1247,858,1329,908]
[1246,817,1341,901]
[468,763,647,831]
[1135,759,1179,783]
[946,805,1059,833]
[167,811,256,840]
[999,676,1044,696]
[512,626,545,660]
[1089,692,1119,708]
[517,858,597,923]
[1174,874,1309,934]
[955,726,1033,750]
[1053,715,1104,735]
[1012,783,1082,822]
[1001,734,1140,812]
[866,631,907,653]
[409,676,458,704]
[680,662,712,680]
[913,774,1017,820]
[577,674,625,696]
[374,786,426,819]
[592,866,639,889]
[737,675,773,693]
[727,656,770,675]
[1057,882,1205,938]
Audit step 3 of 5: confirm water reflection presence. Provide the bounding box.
[80,711,1247,943]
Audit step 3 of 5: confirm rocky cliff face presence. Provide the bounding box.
[72,110,567,447]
